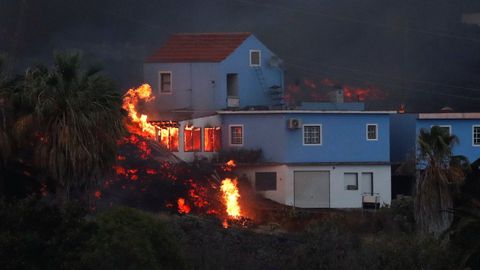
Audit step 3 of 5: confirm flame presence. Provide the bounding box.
[220,178,241,218]
[122,84,156,137]
[177,197,191,214]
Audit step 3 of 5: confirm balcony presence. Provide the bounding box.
[227,96,239,108]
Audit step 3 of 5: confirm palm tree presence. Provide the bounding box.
[18,51,126,204]
[415,126,466,234]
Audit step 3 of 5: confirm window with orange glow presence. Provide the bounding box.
[158,127,179,151]
[184,126,201,152]
[204,127,222,152]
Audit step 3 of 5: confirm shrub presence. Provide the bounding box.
[79,207,185,270]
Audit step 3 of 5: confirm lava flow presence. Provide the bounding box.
[117,84,246,228]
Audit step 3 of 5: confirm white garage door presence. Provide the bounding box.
[294,171,330,208]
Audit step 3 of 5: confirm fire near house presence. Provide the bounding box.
[142,32,395,208]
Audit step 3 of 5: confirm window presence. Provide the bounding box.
[344,173,358,190]
[249,50,261,66]
[474,125,480,146]
[158,127,179,151]
[255,172,277,191]
[229,125,243,146]
[366,124,378,141]
[303,125,322,145]
[431,125,451,136]
[204,127,222,152]
[159,72,171,93]
[184,126,201,152]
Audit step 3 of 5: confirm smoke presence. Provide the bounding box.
[2,0,480,111]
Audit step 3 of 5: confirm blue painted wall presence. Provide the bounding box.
[416,119,480,163]
[390,113,417,163]
[221,113,391,163]
[144,34,284,116]
[218,35,283,109]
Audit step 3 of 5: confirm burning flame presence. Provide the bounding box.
[177,197,191,214]
[220,178,241,218]
[122,84,156,137]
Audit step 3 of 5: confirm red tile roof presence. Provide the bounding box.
[145,32,251,63]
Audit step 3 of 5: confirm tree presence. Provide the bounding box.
[17,51,126,204]
[415,126,466,234]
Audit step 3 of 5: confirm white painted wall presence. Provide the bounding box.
[174,115,222,162]
[235,165,289,205]
[234,164,391,208]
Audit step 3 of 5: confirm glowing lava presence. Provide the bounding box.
[220,178,241,218]
[122,84,156,137]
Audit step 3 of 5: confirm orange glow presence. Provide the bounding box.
[94,190,102,199]
[184,126,201,152]
[223,159,236,172]
[159,127,179,151]
[222,219,229,229]
[177,197,191,214]
[220,178,241,218]
[204,127,221,152]
[122,84,156,137]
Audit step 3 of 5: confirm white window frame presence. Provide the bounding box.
[249,50,261,67]
[430,125,451,136]
[158,71,172,94]
[229,124,244,147]
[302,124,322,146]
[366,123,378,141]
[473,125,480,147]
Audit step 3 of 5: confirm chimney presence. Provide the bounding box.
[328,85,344,103]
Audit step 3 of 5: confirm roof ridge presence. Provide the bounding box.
[172,32,251,36]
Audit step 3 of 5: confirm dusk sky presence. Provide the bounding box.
[2,0,480,111]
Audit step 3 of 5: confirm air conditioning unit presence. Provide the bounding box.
[288,118,302,129]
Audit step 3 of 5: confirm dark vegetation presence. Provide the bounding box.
[0,54,479,269]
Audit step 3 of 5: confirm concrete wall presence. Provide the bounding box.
[236,164,391,208]
[416,119,480,163]
[174,115,222,162]
[221,112,391,163]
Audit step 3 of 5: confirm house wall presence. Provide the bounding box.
[174,115,222,162]
[218,35,284,109]
[143,62,220,117]
[221,113,391,163]
[416,119,480,162]
[390,113,417,163]
[236,164,391,208]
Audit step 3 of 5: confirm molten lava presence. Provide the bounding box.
[122,84,156,137]
[220,178,241,218]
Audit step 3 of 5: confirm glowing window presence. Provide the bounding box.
[184,126,201,152]
[158,127,178,151]
[204,127,222,152]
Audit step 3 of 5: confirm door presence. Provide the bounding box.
[294,171,330,208]
[361,173,373,195]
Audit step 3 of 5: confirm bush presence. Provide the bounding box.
[79,207,185,270]
[0,199,93,270]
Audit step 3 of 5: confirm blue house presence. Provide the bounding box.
[416,113,480,162]
[144,33,393,208]
[144,33,284,120]
[219,110,393,208]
